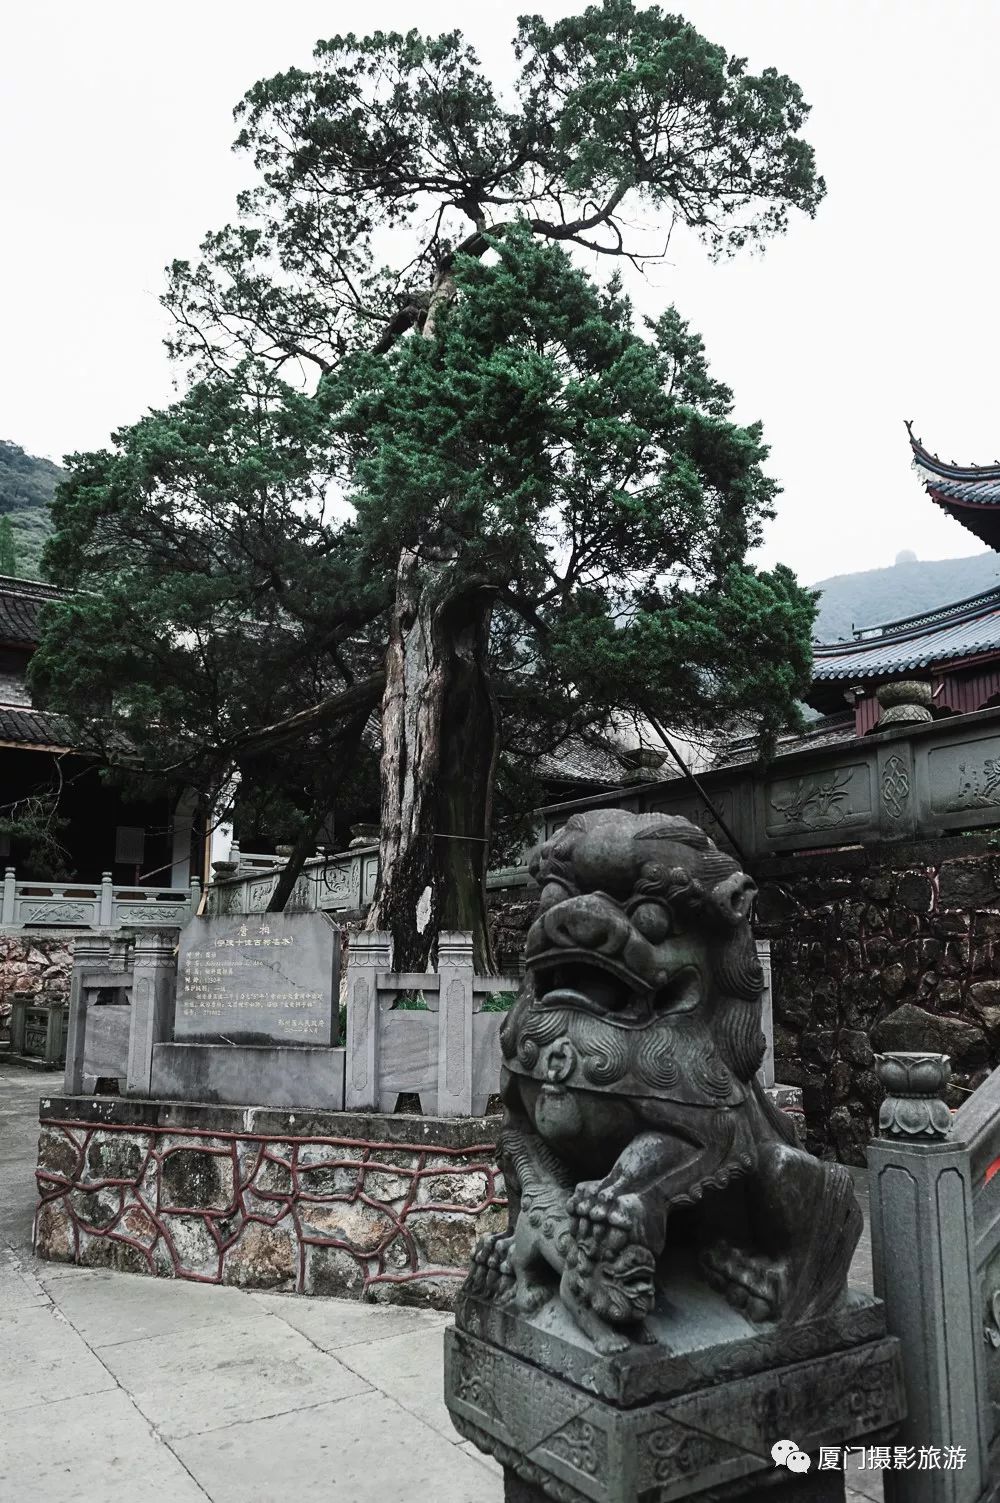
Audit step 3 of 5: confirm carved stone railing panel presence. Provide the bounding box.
[210,845,378,918]
[5,869,199,933]
[764,759,873,842]
[536,705,1000,862]
[200,708,1000,930]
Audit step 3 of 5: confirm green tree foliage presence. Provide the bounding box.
[33,375,389,851]
[332,230,813,751]
[165,4,823,377]
[0,515,17,574]
[0,440,61,578]
[35,2,823,963]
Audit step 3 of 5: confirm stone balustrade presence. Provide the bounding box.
[17,703,1000,943]
[2,867,200,931]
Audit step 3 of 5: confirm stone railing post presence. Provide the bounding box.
[63,933,112,1093]
[10,992,29,1055]
[126,930,177,1096]
[868,1052,989,1501]
[99,871,114,927]
[2,865,15,926]
[189,876,201,919]
[436,931,474,1117]
[344,931,391,1110]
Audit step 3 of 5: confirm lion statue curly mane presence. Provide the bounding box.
[466,810,862,1354]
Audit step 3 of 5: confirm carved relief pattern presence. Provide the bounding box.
[946,757,1000,813]
[453,1347,499,1417]
[247,879,276,913]
[19,902,92,924]
[982,1279,1000,1441]
[114,905,187,926]
[983,1288,1000,1349]
[769,768,854,831]
[545,1416,605,1477]
[447,1414,591,1503]
[643,1424,726,1484]
[681,797,732,842]
[841,1353,906,1432]
[321,864,353,901]
[881,755,911,819]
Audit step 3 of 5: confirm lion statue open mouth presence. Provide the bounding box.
[465,809,862,1354]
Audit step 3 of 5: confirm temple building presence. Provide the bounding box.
[0,574,201,885]
[808,426,1000,735]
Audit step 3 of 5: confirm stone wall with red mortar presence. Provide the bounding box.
[34,1096,505,1308]
[0,932,74,1039]
[754,835,1000,1165]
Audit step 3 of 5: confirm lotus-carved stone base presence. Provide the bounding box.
[875,1053,952,1140]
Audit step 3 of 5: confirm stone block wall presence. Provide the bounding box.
[0,932,74,1040]
[34,1097,505,1308]
[487,892,535,976]
[755,836,1000,1164]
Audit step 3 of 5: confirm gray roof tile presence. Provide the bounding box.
[813,587,1000,679]
[0,574,64,647]
[0,703,71,748]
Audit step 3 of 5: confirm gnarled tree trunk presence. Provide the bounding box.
[368,547,498,973]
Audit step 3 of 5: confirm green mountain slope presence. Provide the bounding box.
[0,440,62,579]
[811,551,1000,644]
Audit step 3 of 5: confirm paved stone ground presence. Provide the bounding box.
[0,1063,883,1501]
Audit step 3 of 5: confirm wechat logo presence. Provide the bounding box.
[772,1440,811,1473]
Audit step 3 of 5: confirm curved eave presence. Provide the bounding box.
[907,422,1000,548]
[812,644,1000,682]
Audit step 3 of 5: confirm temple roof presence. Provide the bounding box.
[711,711,856,768]
[0,702,71,751]
[908,423,1000,549]
[0,574,64,648]
[811,584,1000,681]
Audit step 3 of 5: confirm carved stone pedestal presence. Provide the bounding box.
[503,1466,846,1501]
[445,1290,904,1503]
[444,811,907,1503]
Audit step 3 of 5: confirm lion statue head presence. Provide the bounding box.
[500,810,766,1105]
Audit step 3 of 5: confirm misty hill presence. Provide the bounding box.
[0,440,62,579]
[811,551,1000,643]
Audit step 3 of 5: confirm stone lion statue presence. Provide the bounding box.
[466,810,862,1354]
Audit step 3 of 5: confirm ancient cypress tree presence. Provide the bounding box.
[37,3,823,967]
[324,230,814,967]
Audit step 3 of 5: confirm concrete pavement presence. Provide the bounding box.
[1,1063,881,1501]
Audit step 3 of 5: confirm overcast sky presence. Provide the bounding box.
[2,0,998,585]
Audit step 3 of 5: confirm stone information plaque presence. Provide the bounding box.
[174,912,340,1046]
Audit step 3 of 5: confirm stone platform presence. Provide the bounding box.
[33,1094,505,1307]
[446,1289,905,1502]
